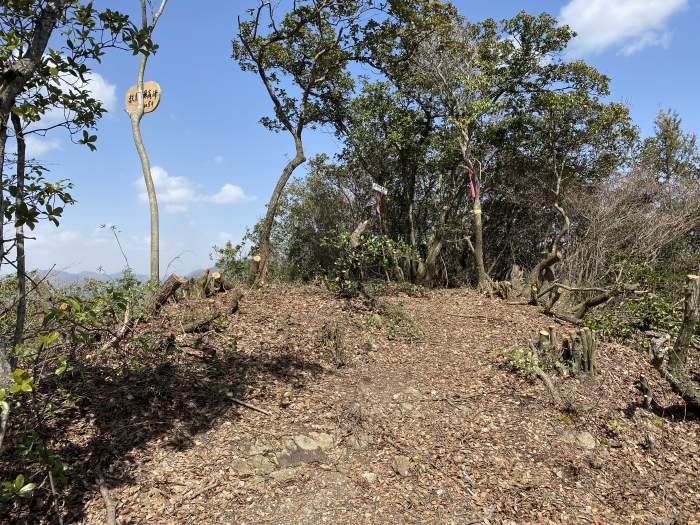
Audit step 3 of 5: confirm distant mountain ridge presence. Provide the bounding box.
[35,269,148,286]
[36,268,211,286]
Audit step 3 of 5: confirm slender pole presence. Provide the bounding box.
[129,0,169,284]
[129,64,159,283]
[11,114,26,356]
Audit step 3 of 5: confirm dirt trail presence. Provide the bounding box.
[74,286,698,524]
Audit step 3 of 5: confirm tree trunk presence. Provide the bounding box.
[0,2,70,274]
[418,203,447,287]
[0,1,71,120]
[11,114,26,358]
[130,51,159,284]
[421,237,443,286]
[0,115,7,275]
[0,114,10,385]
[472,196,489,289]
[527,175,570,305]
[571,284,639,320]
[128,0,168,284]
[527,251,562,304]
[461,136,489,290]
[0,1,68,306]
[670,275,700,368]
[0,115,10,437]
[404,167,419,282]
[150,273,187,313]
[350,219,371,250]
[254,137,306,283]
[407,200,418,282]
[655,275,700,409]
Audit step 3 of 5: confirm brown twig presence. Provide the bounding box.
[532,364,562,408]
[188,480,219,501]
[99,302,134,352]
[0,407,8,453]
[231,397,272,416]
[96,466,117,525]
[48,470,64,525]
[441,312,519,324]
[528,343,562,407]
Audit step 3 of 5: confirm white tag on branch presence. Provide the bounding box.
[372,182,388,195]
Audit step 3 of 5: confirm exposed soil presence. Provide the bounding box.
[3,285,699,524]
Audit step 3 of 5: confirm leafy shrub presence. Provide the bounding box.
[585,294,681,339]
[584,255,684,338]
[362,313,384,330]
[323,231,414,297]
[606,419,626,434]
[0,271,147,506]
[0,475,36,502]
[210,241,250,281]
[361,303,424,342]
[405,315,425,341]
[502,346,542,380]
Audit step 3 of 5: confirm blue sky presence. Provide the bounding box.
[22,0,700,276]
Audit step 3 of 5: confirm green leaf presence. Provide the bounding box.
[55,357,68,376]
[14,475,24,490]
[18,483,36,497]
[41,332,59,346]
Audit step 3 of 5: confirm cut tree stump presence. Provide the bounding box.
[153,271,236,310]
[182,290,242,334]
[151,274,187,312]
[534,326,597,377]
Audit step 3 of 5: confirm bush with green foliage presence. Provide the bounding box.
[210,241,250,281]
[585,295,681,339]
[322,231,415,297]
[1,270,149,506]
[584,255,686,338]
[501,346,543,380]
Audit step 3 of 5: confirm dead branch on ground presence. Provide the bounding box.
[96,467,117,525]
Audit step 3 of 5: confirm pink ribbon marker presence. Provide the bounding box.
[467,165,476,200]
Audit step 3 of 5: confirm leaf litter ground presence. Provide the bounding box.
[4,285,699,524]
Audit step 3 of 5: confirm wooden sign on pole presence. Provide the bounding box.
[125,81,162,114]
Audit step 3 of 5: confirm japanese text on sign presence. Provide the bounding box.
[125,81,162,114]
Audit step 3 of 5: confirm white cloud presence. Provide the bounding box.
[19,222,149,275]
[85,71,118,113]
[133,166,255,214]
[15,70,118,160]
[19,221,226,276]
[213,155,224,165]
[208,183,255,204]
[32,228,82,248]
[32,71,118,131]
[25,136,62,157]
[560,0,687,57]
[133,166,198,214]
[620,31,672,56]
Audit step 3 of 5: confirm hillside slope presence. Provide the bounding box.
[8,285,699,524]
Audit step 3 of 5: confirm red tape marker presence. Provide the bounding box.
[467,165,476,200]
